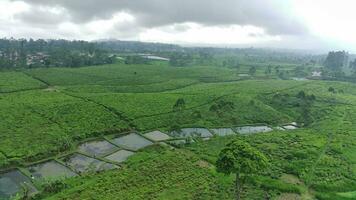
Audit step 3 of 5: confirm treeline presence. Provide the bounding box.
[0,38,115,69]
[97,40,183,53]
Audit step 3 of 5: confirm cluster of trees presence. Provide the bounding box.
[168,50,215,67]
[322,51,350,78]
[324,51,348,71]
[296,91,316,126]
[124,55,149,65]
[209,99,235,115]
[97,40,182,53]
[169,53,193,67]
[0,38,115,69]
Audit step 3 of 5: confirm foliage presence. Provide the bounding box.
[0,38,114,69]
[216,139,268,199]
[39,146,234,200]
[324,51,348,71]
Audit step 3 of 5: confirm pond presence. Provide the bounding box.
[28,160,77,181]
[168,139,187,145]
[144,131,171,141]
[78,140,118,157]
[0,170,37,199]
[234,126,273,134]
[112,133,153,151]
[210,128,236,136]
[62,154,117,174]
[170,128,213,138]
[105,150,135,163]
[283,125,298,130]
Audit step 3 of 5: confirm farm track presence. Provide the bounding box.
[18,71,135,127]
[22,71,52,86]
[263,81,313,96]
[0,86,46,94]
[26,106,69,134]
[62,91,136,129]
[304,132,332,199]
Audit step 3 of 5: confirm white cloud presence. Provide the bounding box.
[0,0,356,52]
[139,23,281,45]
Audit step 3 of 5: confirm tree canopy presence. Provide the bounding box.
[216,139,268,200]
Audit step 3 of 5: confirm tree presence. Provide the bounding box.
[173,98,186,111]
[216,140,268,200]
[297,91,306,99]
[328,87,335,93]
[324,51,348,72]
[248,66,257,76]
[264,65,272,75]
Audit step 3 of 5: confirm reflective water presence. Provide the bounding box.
[62,154,117,173]
[210,128,236,136]
[144,131,171,141]
[28,160,77,180]
[78,140,118,157]
[235,126,273,134]
[105,150,135,163]
[0,170,37,199]
[170,128,213,138]
[112,133,153,151]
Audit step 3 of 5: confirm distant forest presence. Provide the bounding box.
[0,38,115,69]
[2,38,356,74]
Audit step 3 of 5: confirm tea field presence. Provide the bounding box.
[2,61,356,199]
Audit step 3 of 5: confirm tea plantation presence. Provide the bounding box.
[2,62,356,199]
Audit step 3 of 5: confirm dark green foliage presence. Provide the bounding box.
[124,55,149,65]
[0,38,114,69]
[209,99,235,113]
[40,146,234,200]
[324,51,348,71]
[264,65,272,75]
[169,53,192,67]
[216,139,268,199]
[248,66,257,76]
[42,180,67,193]
[173,98,186,111]
[328,87,336,93]
[216,139,268,175]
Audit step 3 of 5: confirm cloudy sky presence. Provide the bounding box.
[1,0,356,51]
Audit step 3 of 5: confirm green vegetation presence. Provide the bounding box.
[216,139,268,200]
[0,39,116,69]
[3,51,356,199]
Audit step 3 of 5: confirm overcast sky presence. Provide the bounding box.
[2,0,356,52]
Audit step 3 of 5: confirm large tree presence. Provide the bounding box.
[216,139,268,200]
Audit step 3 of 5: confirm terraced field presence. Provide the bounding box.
[2,62,356,199]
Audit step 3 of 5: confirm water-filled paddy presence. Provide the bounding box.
[62,154,117,173]
[105,150,135,163]
[275,126,285,131]
[234,126,273,134]
[168,139,187,145]
[78,140,118,157]
[112,133,153,151]
[28,160,77,180]
[170,128,213,138]
[144,131,171,141]
[210,128,236,136]
[0,170,37,199]
[283,125,298,130]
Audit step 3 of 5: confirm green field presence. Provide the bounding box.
[2,61,356,199]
